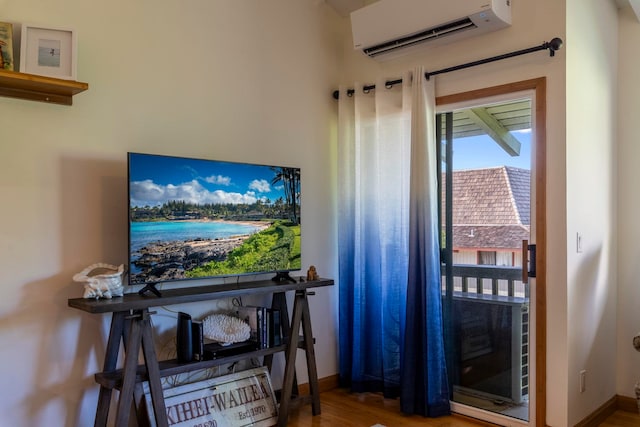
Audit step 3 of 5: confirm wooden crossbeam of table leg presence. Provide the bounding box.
[114,312,143,426]
[141,312,168,427]
[300,293,320,415]
[277,289,321,426]
[94,311,126,427]
[278,291,304,426]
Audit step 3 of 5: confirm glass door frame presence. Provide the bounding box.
[435,78,547,426]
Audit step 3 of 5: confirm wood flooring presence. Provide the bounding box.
[285,388,640,427]
[598,410,640,427]
[287,388,498,427]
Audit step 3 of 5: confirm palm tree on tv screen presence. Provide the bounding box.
[270,167,300,224]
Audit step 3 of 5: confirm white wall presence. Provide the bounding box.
[566,1,619,425]
[0,1,343,425]
[617,4,640,403]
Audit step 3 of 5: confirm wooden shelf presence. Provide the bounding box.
[94,336,314,390]
[95,343,291,390]
[68,278,334,314]
[0,69,88,105]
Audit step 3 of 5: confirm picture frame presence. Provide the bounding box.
[20,24,77,80]
[0,22,14,70]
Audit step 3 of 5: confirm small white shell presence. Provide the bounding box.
[73,263,125,299]
[202,314,251,345]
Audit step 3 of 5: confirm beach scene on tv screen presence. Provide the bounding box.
[128,153,301,284]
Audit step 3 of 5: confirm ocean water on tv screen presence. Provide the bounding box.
[129,221,261,254]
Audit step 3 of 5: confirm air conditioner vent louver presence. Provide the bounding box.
[351,0,512,61]
[364,18,477,58]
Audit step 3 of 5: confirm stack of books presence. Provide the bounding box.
[235,305,283,349]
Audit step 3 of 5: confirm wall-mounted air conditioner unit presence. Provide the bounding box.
[351,0,512,60]
[453,293,529,405]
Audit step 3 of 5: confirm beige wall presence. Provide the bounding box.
[617,4,640,404]
[0,1,343,425]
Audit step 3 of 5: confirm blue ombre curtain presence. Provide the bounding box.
[337,72,412,397]
[399,69,450,416]
[337,67,450,415]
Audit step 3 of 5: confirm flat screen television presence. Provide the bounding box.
[127,152,301,289]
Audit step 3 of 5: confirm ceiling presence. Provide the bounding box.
[323,0,368,16]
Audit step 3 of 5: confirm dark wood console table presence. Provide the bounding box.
[68,277,334,427]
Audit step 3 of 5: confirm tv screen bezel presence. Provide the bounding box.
[127,152,301,287]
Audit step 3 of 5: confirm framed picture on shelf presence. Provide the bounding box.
[0,22,14,70]
[20,24,77,80]
[142,366,278,427]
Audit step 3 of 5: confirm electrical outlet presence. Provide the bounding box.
[580,370,587,393]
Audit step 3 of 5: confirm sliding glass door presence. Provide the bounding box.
[438,95,534,424]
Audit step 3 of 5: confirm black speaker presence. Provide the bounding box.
[176,312,193,363]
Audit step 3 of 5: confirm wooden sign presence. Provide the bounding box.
[143,367,278,427]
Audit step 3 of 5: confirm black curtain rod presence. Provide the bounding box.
[332,37,563,100]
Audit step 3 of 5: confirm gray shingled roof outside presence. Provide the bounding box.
[446,166,530,250]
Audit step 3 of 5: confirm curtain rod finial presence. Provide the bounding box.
[547,37,563,56]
